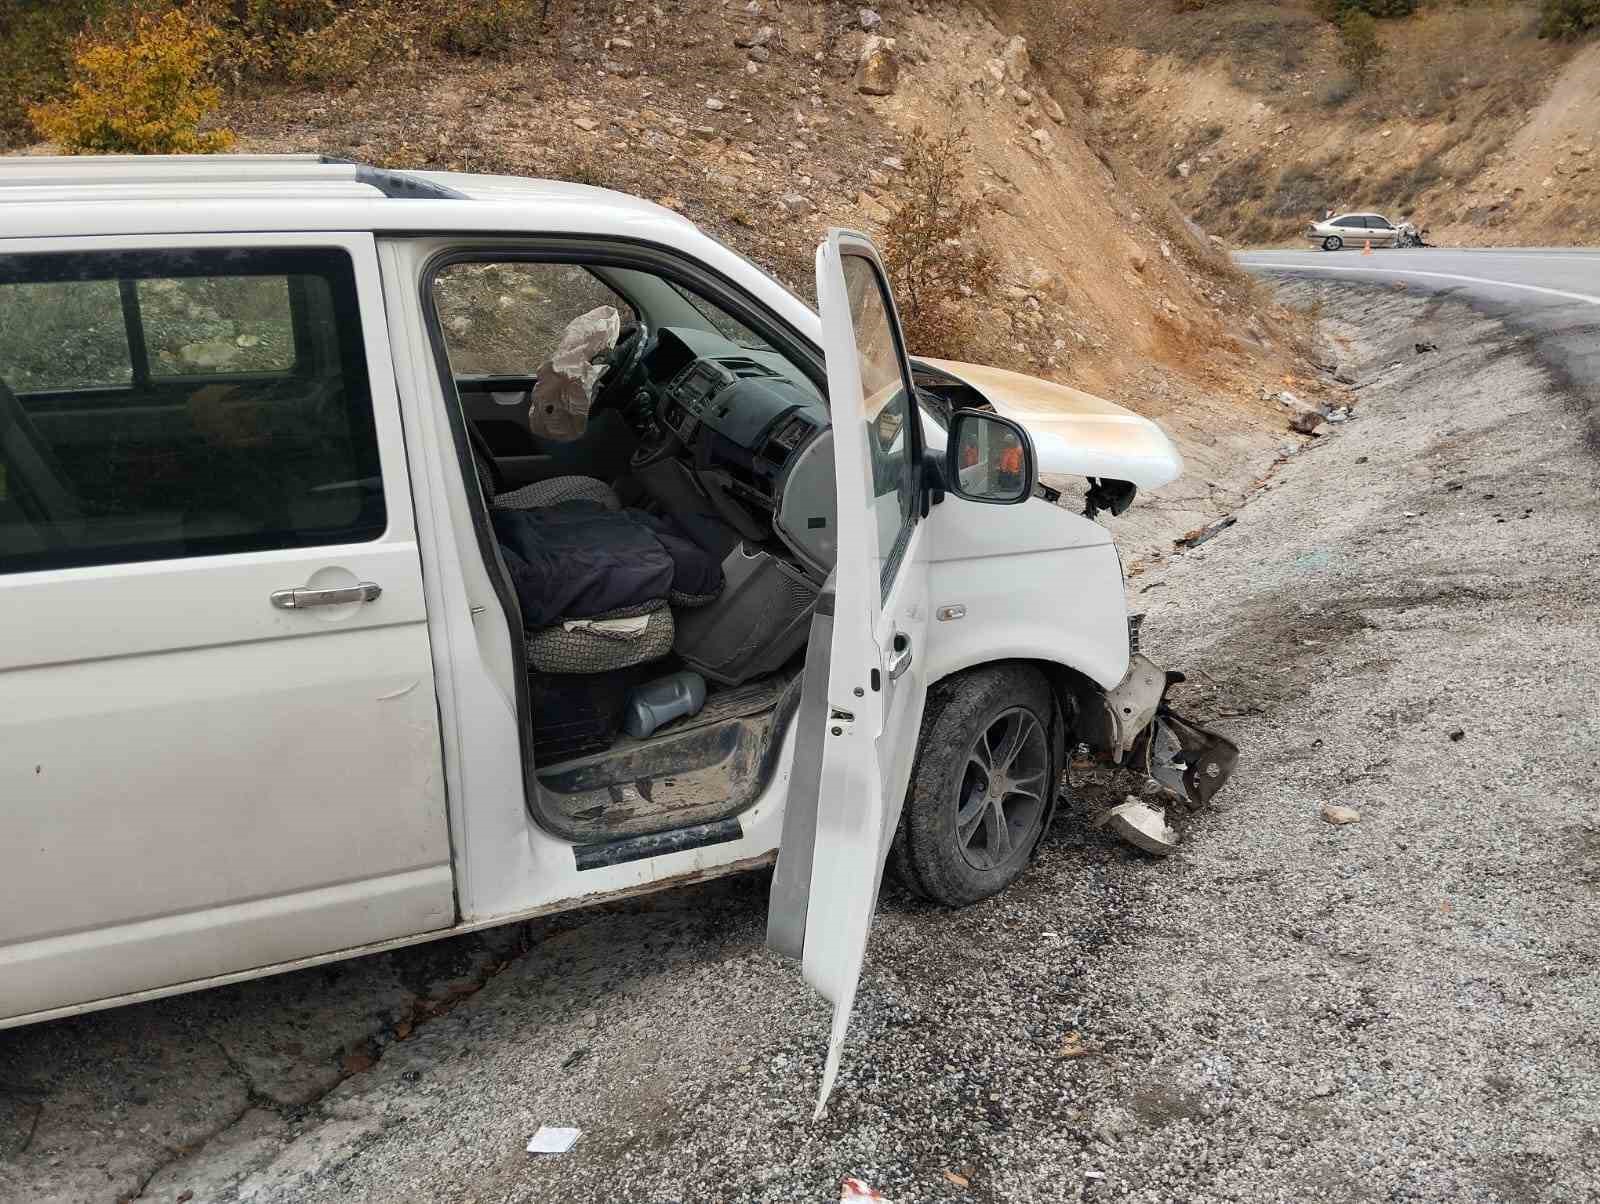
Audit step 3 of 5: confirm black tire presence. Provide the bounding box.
[1322,236,1343,252]
[891,665,1060,907]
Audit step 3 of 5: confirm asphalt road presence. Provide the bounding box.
[1238,248,1600,419]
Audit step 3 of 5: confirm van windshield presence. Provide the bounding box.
[663,280,772,351]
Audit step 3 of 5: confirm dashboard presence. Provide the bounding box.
[646,327,828,512]
[628,325,836,574]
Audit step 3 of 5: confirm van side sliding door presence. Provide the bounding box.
[0,233,453,1026]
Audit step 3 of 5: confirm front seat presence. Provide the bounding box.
[466,422,619,512]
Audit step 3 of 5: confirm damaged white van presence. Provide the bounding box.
[0,156,1236,1109]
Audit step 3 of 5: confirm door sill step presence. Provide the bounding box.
[573,817,744,871]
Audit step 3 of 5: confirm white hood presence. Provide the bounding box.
[914,358,1184,489]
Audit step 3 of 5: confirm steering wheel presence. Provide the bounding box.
[589,318,651,424]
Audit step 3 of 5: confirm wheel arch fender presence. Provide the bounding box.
[926,654,1116,751]
[922,656,1112,852]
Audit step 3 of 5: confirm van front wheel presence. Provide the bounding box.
[890,665,1060,907]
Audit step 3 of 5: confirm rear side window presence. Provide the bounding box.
[0,247,385,575]
[0,280,133,392]
[138,275,298,377]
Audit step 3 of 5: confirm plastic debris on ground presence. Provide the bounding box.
[1100,795,1179,855]
[526,1126,582,1154]
[841,1177,893,1201]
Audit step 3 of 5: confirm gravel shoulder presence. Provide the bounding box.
[4,282,1598,1203]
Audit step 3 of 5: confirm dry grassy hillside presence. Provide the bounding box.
[1074,0,1600,247]
[7,0,1339,558]
[207,1,1317,555]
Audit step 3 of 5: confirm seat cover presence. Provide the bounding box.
[495,476,620,511]
[491,502,721,630]
[526,601,676,674]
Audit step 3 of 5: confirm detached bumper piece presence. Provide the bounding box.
[1099,797,1180,856]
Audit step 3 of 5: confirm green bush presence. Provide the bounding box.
[433,0,534,54]
[0,1,107,147]
[1336,11,1385,85]
[1539,0,1600,37]
[196,0,339,78]
[1314,0,1418,18]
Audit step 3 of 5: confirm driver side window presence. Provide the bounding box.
[431,263,634,379]
[841,253,918,597]
[433,262,637,446]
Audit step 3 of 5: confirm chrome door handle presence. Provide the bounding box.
[270,582,382,609]
[888,632,914,681]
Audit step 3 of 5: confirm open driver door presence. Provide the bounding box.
[766,231,932,1117]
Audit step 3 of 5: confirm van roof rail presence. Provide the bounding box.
[0,154,465,200]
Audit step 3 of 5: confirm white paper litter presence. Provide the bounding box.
[561,614,651,638]
[526,1126,581,1154]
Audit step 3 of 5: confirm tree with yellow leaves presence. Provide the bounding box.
[30,8,235,155]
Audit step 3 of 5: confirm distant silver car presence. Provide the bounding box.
[1306,212,1423,251]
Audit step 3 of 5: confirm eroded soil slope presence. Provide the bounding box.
[1086,0,1600,248]
[212,0,1312,550]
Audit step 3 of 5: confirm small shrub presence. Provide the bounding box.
[1374,152,1450,206]
[213,0,339,45]
[1539,0,1600,38]
[540,143,612,189]
[282,0,418,82]
[1336,11,1385,86]
[433,0,535,54]
[1317,76,1357,106]
[1267,163,1344,219]
[0,1,106,148]
[1314,0,1417,18]
[1212,154,1269,207]
[29,8,235,155]
[880,125,996,360]
[193,0,340,79]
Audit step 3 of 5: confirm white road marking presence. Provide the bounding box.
[1394,253,1600,266]
[1243,262,1600,307]
[1265,250,1600,266]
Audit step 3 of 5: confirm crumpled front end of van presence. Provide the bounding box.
[1097,648,1240,804]
[1079,642,1241,856]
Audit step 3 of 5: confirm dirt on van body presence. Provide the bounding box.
[4,276,1598,1204]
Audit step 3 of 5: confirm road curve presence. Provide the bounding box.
[1237,247,1600,423]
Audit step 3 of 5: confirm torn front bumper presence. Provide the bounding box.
[1098,653,1240,810]
[1130,702,1240,809]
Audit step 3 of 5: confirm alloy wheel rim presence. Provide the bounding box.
[955,707,1050,871]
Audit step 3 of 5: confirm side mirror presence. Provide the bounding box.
[946,408,1036,505]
